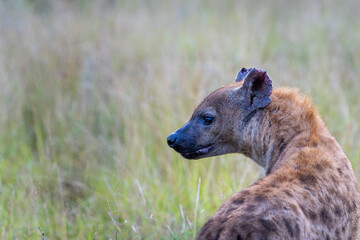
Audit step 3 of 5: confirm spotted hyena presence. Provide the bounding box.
[167,68,360,239]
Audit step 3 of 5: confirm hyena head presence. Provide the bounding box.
[167,68,272,159]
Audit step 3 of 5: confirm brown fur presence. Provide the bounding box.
[197,87,360,240]
[167,69,360,239]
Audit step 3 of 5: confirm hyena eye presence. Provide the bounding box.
[203,115,214,125]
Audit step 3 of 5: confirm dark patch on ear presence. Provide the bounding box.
[241,68,273,109]
[250,72,267,92]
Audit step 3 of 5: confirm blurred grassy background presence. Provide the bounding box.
[0,0,359,239]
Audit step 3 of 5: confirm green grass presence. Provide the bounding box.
[0,0,360,239]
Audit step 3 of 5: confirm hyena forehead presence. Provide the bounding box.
[197,84,242,108]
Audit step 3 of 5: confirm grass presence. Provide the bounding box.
[0,0,359,239]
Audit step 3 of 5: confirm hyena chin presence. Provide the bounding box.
[167,68,360,240]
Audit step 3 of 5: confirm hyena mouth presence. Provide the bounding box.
[181,145,214,159]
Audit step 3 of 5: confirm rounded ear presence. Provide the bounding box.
[242,68,272,109]
[235,68,252,82]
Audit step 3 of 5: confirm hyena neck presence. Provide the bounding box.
[241,88,322,175]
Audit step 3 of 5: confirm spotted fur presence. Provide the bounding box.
[167,68,360,239]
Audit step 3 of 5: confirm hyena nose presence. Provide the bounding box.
[167,133,177,148]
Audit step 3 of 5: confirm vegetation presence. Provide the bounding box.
[0,0,359,239]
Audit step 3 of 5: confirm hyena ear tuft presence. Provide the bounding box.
[242,68,272,109]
